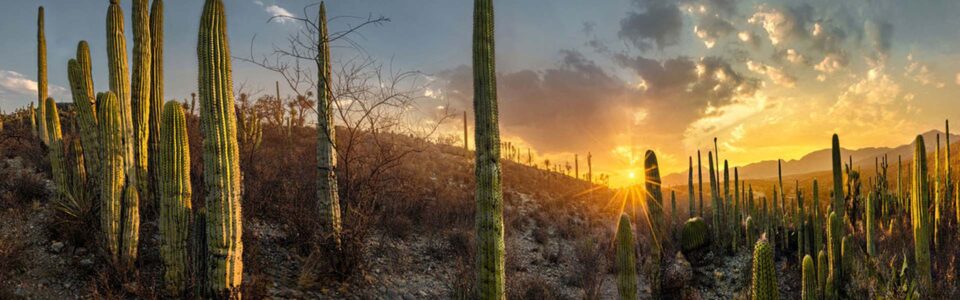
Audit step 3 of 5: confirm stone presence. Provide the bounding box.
[50,241,64,253]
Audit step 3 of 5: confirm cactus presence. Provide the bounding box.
[840,235,851,286]
[682,217,709,252]
[472,0,505,298]
[159,101,191,296]
[44,98,67,199]
[708,152,719,243]
[751,238,779,300]
[831,134,844,218]
[698,150,704,217]
[615,213,638,300]
[817,249,827,300]
[812,180,821,256]
[131,0,152,206]
[28,103,37,136]
[744,216,754,248]
[865,192,875,257]
[826,211,841,298]
[98,92,125,266]
[198,0,244,296]
[148,0,165,208]
[37,7,48,144]
[802,255,816,300]
[911,135,931,292]
[689,156,695,217]
[68,42,101,189]
[316,1,343,248]
[935,135,941,248]
[670,190,677,224]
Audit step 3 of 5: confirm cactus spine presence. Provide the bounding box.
[615,213,638,300]
[644,150,664,298]
[148,0,165,207]
[802,255,816,300]
[37,7,48,144]
[131,0,152,207]
[44,98,67,199]
[159,102,191,296]
[198,0,243,296]
[911,135,931,292]
[751,238,779,300]
[98,92,125,266]
[316,1,342,248]
[473,0,505,298]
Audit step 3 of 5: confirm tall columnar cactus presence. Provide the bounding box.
[817,249,827,300]
[198,0,244,297]
[698,150,704,217]
[751,238,779,300]
[316,1,342,248]
[671,190,677,224]
[37,7,48,144]
[865,193,875,257]
[68,44,101,189]
[934,135,941,248]
[98,92,125,266]
[643,150,664,298]
[472,0,504,298]
[911,135,931,292]
[131,0,152,206]
[802,255,816,300]
[615,213,638,300]
[708,152,719,242]
[159,102,191,296]
[689,156,695,217]
[831,134,844,217]
[745,216,754,248]
[812,180,821,256]
[44,98,67,199]
[826,211,841,297]
[148,0,165,208]
[28,103,37,136]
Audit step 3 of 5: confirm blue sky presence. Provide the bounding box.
[3,0,960,183]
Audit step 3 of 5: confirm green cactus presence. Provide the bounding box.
[472,0,504,298]
[744,216,754,248]
[802,255,816,300]
[866,192,875,257]
[826,211,841,298]
[98,92,124,266]
[698,150,704,217]
[131,0,152,207]
[67,44,100,190]
[689,156,695,217]
[682,217,709,252]
[935,135,941,248]
[671,190,677,224]
[840,235,851,287]
[316,1,342,249]
[751,238,779,300]
[198,0,244,297]
[643,151,665,298]
[831,134,844,218]
[148,0,165,208]
[37,6,48,144]
[615,213,638,300]
[159,101,191,296]
[818,250,827,300]
[28,103,36,137]
[911,135,931,292]
[708,152,719,243]
[812,180,821,257]
[69,139,87,194]
[44,98,66,200]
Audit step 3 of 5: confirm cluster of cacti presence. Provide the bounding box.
[752,238,779,300]
[67,41,100,191]
[198,0,244,296]
[159,101,191,296]
[615,213,638,300]
[682,217,709,252]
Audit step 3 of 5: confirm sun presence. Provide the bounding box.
[628,171,636,180]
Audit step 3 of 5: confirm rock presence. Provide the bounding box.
[79,258,94,267]
[663,251,693,293]
[50,241,64,253]
[402,293,417,300]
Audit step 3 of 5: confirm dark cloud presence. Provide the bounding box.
[865,20,893,57]
[619,0,684,50]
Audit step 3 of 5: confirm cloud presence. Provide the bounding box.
[254,1,295,24]
[864,20,893,61]
[0,70,68,110]
[694,15,736,49]
[814,53,848,75]
[683,91,770,151]
[829,67,919,139]
[619,0,684,50]
[747,4,812,46]
[904,54,944,88]
[746,60,797,87]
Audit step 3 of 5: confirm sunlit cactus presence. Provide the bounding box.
[865,192,875,257]
[68,42,100,189]
[817,249,827,300]
[37,6,48,144]
[615,213,638,300]
[316,1,342,249]
[44,98,66,200]
[911,135,931,292]
[751,238,779,300]
[131,0,152,207]
[148,0,165,207]
[98,91,124,266]
[831,134,844,218]
[198,0,243,296]
[745,216,754,248]
[698,150,704,217]
[802,255,816,300]
[472,0,505,298]
[826,211,841,298]
[159,101,191,296]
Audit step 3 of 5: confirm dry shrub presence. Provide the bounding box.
[0,157,48,208]
[570,237,607,298]
[508,274,558,300]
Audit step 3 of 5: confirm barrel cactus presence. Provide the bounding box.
[472,0,505,298]
[802,255,816,300]
[159,102,191,296]
[681,217,709,252]
[198,0,243,296]
[910,135,931,292]
[615,213,638,300]
[751,238,779,300]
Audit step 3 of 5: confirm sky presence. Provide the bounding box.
[2,0,960,187]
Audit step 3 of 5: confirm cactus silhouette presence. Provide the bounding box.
[752,238,779,300]
[802,255,816,300]
[689,156,695,217]
[911,135,931,292]
[615,213,638,300]
[198,0,243,296]
[159,101,191,296]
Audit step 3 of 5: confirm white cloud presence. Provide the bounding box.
[0,70,69,110]
[904,54,945,88]
[814,53,847,75]
[683,92,769,151]
[254,1,295,24]
[748,6,797,46]
[746,60,797,88]
[0,70,39,95]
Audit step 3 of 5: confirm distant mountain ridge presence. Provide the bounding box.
[663,130,960,186]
